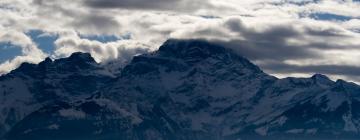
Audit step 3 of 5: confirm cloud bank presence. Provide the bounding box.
[1,0,360,83]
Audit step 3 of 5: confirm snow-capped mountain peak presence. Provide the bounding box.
[1,39,360,140]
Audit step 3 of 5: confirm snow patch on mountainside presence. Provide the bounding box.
[59,109,86,119]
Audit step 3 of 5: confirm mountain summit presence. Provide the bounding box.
[1,39,360,140]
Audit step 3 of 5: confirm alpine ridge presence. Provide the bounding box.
[1,39,360,140]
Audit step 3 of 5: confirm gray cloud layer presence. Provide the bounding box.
[262,62,360,77]
[1,0,360,83]
[84,0,211,12]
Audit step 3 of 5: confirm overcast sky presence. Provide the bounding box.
[1,0,360,83]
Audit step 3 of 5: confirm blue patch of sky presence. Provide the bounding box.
[309,12,353,21]
[0,42,22,63]
[272,0,320,6]
[0,4,17,11]
[79,32,132,43]
[0,30,59,63]
[0,30,131,64]
[26,30,59,54]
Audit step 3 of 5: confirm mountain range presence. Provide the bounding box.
[1,39,360,140]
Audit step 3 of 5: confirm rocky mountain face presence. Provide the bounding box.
[0,52,113,138]
[1,39,360,140]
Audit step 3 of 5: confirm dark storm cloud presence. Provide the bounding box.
[83,0,211,11]
[216,18,319,61]
[85,0,178,9]
[260,61,360,77]
[70,14,121,34]
[303,26,349,37]
[224,18,357,50]
[203,17,359,63]
[214,39,320,61]
[195,17,360,79]
[32,0,121,34]
[225,18,301,43]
